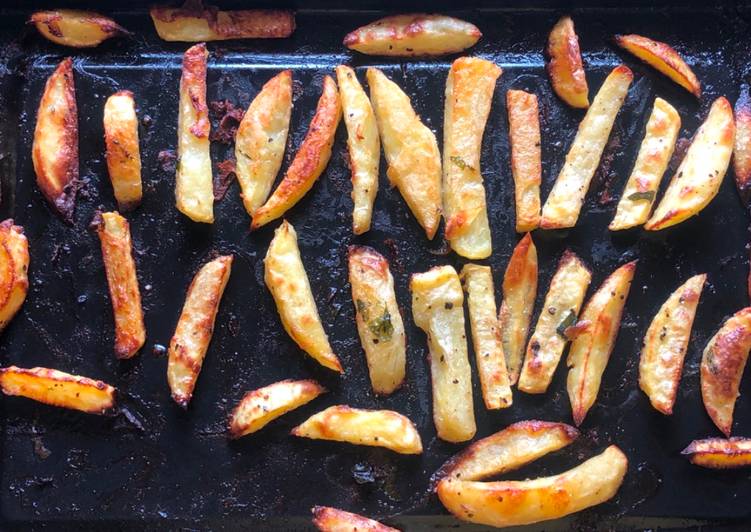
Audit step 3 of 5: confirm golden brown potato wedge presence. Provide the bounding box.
[265,221,342,373]
[336,65,380,235]
[443,57,501,259]
[32,57,78,224]
[609,97,681,230]
[460,264,512,409]
[615,34,701,97]
[682,437,751,469]
[646,97,735,231]
[701,307,751,436]
[546,16,589,109]
[437,445,627,528]
[30,9,127,48]
[639,274,705,415]
[0,221,29,333]
[104,90,142,212]
[506,90,542,232]
[567,261,636,426]
[348,246,406,395]
[367,67,441,239]
[312,506,399,532]
[343,14,480,57]
[167,255,232,407]
[251,76,342,229]
[228,379,325,439]
[518,250,589,394]
[95,211,145,359]
[411,265,475,442]
[292,405,423,455]
[540,65,632,229]
[733,84,751,205]
[0,366,115,415]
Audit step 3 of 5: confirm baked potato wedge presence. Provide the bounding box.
[540,65,633,229]
[251,76,342,229]
[0,221,29,333]
[682,437,751,469]
[104,90,142,212]
[518,250,590,394]
[292,405,423,455]
[646,97,735,231]
[411,265,475,442]
[733,84,751,205]
[265,221,342,373]
[0,366,115,415]
[443,57,501,259]
[348,246,406,395]
[30,9,127,48]
[32,57,78,224]
[228,379,325,439]
[546,16,589,109]
[312,506,399,532]
[506,90,542,232]
[701,307,751,436]
[639,274,705,415]
[167,255,232,407]
[367,67,441,239]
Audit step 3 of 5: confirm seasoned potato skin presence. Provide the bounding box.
[104,90,142,212]
[682,437,751,469]
[546,16,589,108]
[311,506,399,532]
[0,220,29,333]
[30,9,126,48]
[506,90,542,232]
[733,84,751,205]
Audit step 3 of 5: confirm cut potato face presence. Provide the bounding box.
[411,265,476,442]
[264,221,342,373]
[167,255,232,406]
[682,437,751,469]
[518,250,589,394]
[311,506,399,532]
[701,307,751,436]
[0,220,29,333]
[30,9,126,48]
[104,90,142,212]
[228,379,325,439]
[348,246,406,395]
[546,16,589,109]
[610,97,681,231]
[646,97,735,231]
[733,84,751,205]
[343,14,481,57]
[506,90,542,232]
[540,65,632,229]
[443,57,501,259]
[367,67,442,239]
[292,405,423,455]
[639,274,705,415]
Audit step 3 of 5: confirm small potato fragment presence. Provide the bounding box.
[0,366,115,415]
[251,76,342,229]
[443,57,501,259]
[639,274,705,415]
[104,90,142,212]
[506,90,542,232]
[30,9,127,48]
[167,255,232,406]
[0,221,29,333]
[348,246,406,395]
[460,264,512,409]
[682,437,751,469]
[312,506,399,532]
[733,84,751,205]
[265,221,342,373]
[343,14,481,57]
[228,379,325,438]
[646,97,735,231]
[292,405,423,455]
[701,307,751,436]
[367,67,441,239]
[411,265,475,442]
[546,16,589,109]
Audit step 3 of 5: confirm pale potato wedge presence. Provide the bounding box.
[343,14,481,57]
[609,97,681,231]
[367,67,442,239]
[443,57,501,259]
[0,221,29,333]
[567,261,636,426]
[499,233,538,385]
[348,246,406,395]
[0,366,115,415]
[639,274,705,415]
[264,221,342,373]
[411,265,475,442]
[104,90,142,212]
[95,211,146,359]
[615,34,701,97]
[228,379,326,439]
[251,76,342,229]
[540,65,633,229]
[32,57,78,224]
[682,437,751,469]
[312,506,399,532]
[460,264,512,409]
[733,84,751,204]
[292,405,423,455]
[30,9,127,48]
[336,65,380,235]
[646,97,735,231]
[437,445,627,528]
[701,307,751,436]
[176,43,213,223]
[546,16,589,109]
[518,250,589,394]
[506,90,542,232]
[167,255,232,406]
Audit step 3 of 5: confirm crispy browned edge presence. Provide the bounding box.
[29,10,128,46]
[182,42,210,139]
[682,437,751,468]
[0,219,28,328]
[104,89,141,212]
[311,505,398,532]
[546,15,588,108]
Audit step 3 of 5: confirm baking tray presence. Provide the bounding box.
[1,1,751,530]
